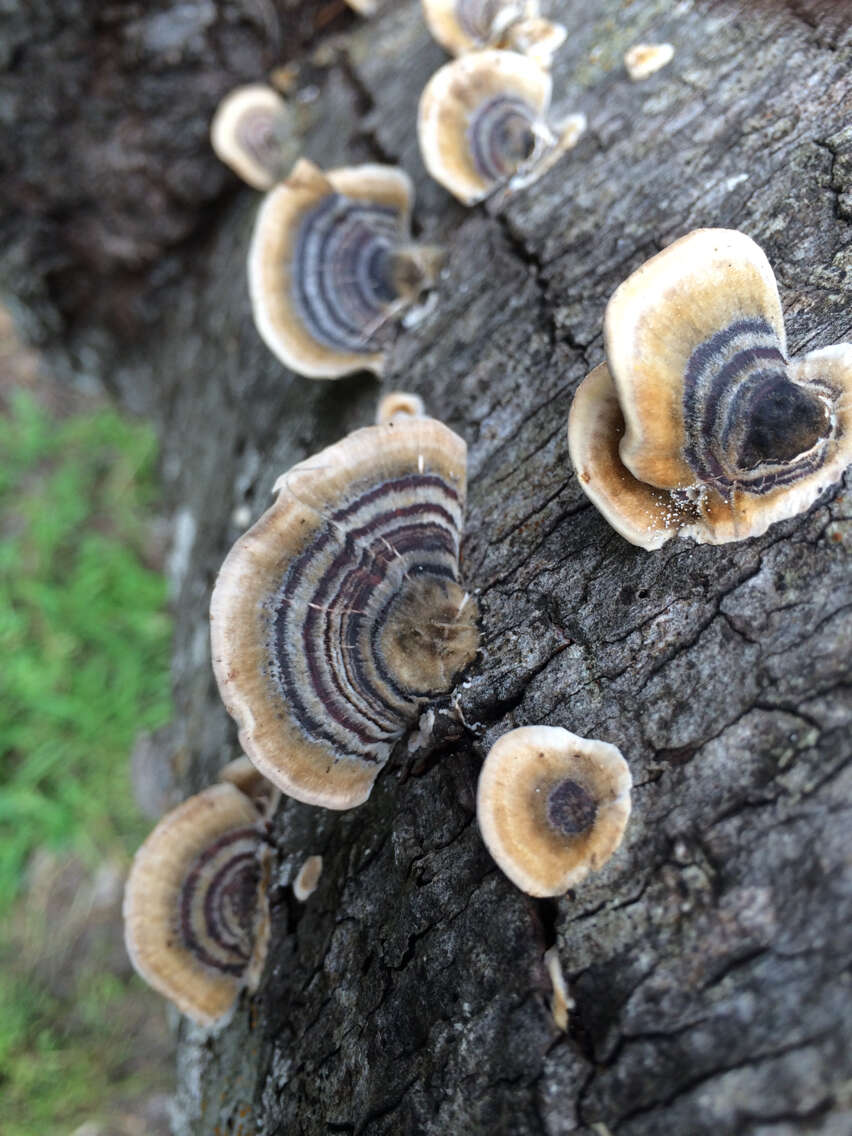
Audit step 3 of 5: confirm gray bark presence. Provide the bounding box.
[3,1,851,1133]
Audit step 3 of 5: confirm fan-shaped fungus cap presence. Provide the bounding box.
[418,50,585,205]
[248,159,444,378]
[477,726,632,897]
[123,783,272,1027]
[568,229,852,547]
[293,855,323,901]
[210,84,296,191]
[423,2,564,67]
[211,416,480,810]
[624,42,675,81]
[376,391,426,424]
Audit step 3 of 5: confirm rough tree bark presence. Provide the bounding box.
[2,1,851,1133]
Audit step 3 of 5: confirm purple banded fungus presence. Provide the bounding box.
[568,229,852,548]
[123,783,272,1027]
[210,416,480,809]
[418,50,584,206]
[248,158,444,379]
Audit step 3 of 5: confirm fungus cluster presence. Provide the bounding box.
[477,727,632,896]
[210,415,480,809]
[569,229,852,548]
[419,50,585,205]
[125,1,852,1040]
[249,159,444,379]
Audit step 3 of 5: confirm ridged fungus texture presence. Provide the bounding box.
[210,416,480,809]
[568,229,852,547]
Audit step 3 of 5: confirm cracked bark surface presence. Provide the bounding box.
[2,1,851,1133]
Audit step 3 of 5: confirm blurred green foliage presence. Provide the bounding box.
[0,390,173,903]
[0,961,166,1136]
[0,391,175,1133]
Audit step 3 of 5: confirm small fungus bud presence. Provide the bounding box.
[293,855,323,902]
[544,945,572,1031]
[476,726,632,897]
[624,42,675,81]
[376,391,426,425]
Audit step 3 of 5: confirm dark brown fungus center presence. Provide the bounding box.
[737,375,830,469]
[390,249,427,302]
[498,116,536,167]
[546,777,598,837]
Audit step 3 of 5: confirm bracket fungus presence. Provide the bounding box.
[249,159,444,378]
[568,229,852,548]
[477,726,632,897]
[211,416,480,810]
[422,1,566,69]
[123,783,272,1028]
[210,83,297,191]
[418,50,585,206]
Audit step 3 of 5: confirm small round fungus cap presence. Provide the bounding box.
[418,50,585,205]
[248,159,444,378]
[422,2,563,67]
[123,783,272,1028]
[569,229,852,547]
[211,415,480,810]
[293,854,323,901]
[376,390,426,424]
[624,42,675,81]
[210,84,296,191]
[477,726,632,897]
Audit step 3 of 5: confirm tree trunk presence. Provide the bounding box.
[3,1,851,1133]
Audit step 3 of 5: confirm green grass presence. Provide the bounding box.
[0,389,175,1133]
[0,957,170,1136]
[0,391,173,907]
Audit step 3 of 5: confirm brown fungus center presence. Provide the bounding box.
[389,245,445,305]
[497,115,537,170]
[546,777,598,837]
[378,575,479,697]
